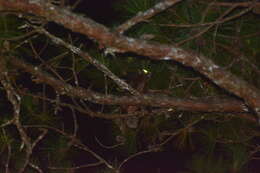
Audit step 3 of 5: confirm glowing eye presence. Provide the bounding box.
[142,69,149,74]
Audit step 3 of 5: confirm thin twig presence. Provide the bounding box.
[116,0,183,34]
[36,27,140,96]
[177,4,250,45]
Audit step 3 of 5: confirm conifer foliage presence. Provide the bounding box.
[0,0,259,172]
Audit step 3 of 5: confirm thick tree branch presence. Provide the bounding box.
[7,55,255,116]
[0,0,259,116]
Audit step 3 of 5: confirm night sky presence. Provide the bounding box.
[74,0,120,24]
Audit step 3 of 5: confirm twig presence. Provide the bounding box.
[115,0,182,34]
[95,136,124,149]
[2,129,11,173]
[159,4,253,28]
[117,147,159,172]
[25,125,115,170]
[32,128,48,148]
[159,119,200,146]
[36,27,140,96]
[48,161,103,171]
[177,4,249,45]
[29,163,44,173]
[0,57,32,173]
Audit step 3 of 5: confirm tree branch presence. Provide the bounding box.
[36,26,140,96]
[0,0,260,116]
[115,0,182,34]
[7,55,255,116]
[0,0,259,117]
